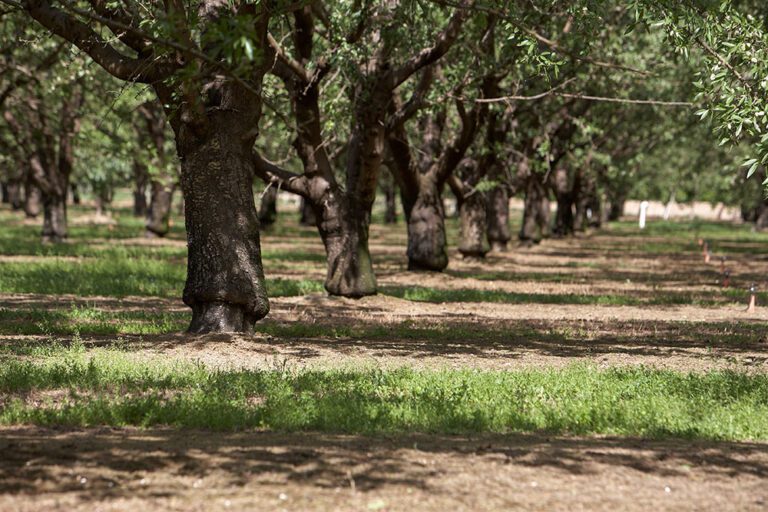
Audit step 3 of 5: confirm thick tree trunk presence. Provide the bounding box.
[299,197,316,226]
[519,175,549,244]
[458,190,489,259]
[23,179,41,218]
[1,183,8,204]
[486,185,510,252]
[41,191,67,243]
[132,160,149,216]
[177,114,270,334]
[315,192,377,297]
[258,185,278,226]
[145,180,175,237]
[406,175,448,271]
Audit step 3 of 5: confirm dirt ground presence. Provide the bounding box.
[2,211,768,510]
[1,427,766,512]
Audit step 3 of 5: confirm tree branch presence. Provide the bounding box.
[21,0,174,83]
[389,0,473,88]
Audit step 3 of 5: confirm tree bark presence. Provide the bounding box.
[258,185,278,227]
[316,194,377,297]
[552,167,575,237]
[406,174,448,271]
[519,172,550,244]
[486,184,510,252]
[41,191,67,242]
[145,180,175,237]
[457,188,489,259]
[384,177,398,224]
[23,176,41,218]
[176,109,269,334]
[299,197,316,226]
[132,159,148,216]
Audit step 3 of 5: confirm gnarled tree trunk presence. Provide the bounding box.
[405,175,448,271]
[316,193,377,297]
[487,184,511,252]
[176,109,270,334]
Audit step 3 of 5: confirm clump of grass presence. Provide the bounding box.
[1,347,767,441]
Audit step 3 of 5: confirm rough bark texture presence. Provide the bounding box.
[258,186,278,227]
[145,180,175,237]
[406,175,448,271]
[175,108,269,334]
[316,195,377,297]
[487,185,511,252]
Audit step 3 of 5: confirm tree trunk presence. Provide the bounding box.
[519,174,549,244]
[41,190,67,243]
[458,190,489,259]
[132,159,149,216]
[70,183,81,205]
[5,181,22,210]
[607,193,626,221]
[315,191,377,297]
[23,178,41,218]
[258,185,278,226]
[486,185,510,252]
[145,180,175,237]
[299,196,316,226]
[406,175,448,271]
[176,113,270,334]
[384,181,398,224]
[756,202,768,230]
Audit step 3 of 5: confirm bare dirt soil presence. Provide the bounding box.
[1,427,766,512]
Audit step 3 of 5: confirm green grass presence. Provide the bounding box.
[0,257,323,299]
[1,345,767,440]
[380,285,758,306]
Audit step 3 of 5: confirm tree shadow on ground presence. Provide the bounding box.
[1,427,766,500]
